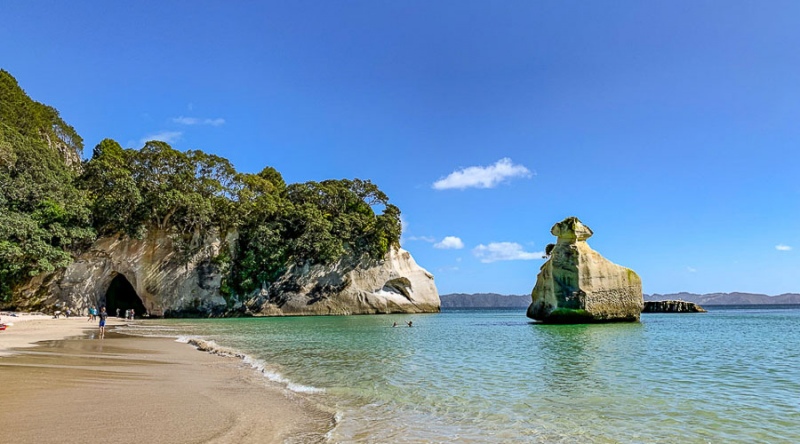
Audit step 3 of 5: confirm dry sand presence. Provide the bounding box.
[0,314,333,443]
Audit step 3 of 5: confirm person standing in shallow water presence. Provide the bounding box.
[98,306,108,339]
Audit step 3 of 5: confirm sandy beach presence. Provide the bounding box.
[0,314,333,444]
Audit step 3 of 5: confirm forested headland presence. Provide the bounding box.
[0,69,401,306]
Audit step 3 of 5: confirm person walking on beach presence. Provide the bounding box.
[98,306,108,339]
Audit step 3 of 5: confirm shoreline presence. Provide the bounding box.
[0,314,334,443]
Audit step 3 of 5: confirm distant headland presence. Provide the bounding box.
[441,292,800,309]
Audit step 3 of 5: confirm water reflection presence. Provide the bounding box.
[530,322,644,395]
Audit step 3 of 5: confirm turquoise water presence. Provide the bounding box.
[121,307,800,443]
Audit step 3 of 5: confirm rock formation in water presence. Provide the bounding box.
[246,247,439,315]
[527,217,643,323]
[642,300,706,313]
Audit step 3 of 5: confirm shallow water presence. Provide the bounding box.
[120,307,800,443]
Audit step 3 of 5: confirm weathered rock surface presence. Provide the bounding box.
[13,230,440,317]
[643,300,707,313]
[14,230,230,316]
[527,217,643,323]
[246,248,440,315]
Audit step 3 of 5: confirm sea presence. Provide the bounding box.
[118,306,800,443]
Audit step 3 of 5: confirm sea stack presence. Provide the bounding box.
[527,217,643,323]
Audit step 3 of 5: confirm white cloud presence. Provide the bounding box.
[687,267,697,273]
[400,215,409,233]
[434,236,464,249]
[407,236,436,243]
[776,244,792,251]
[433,158,532,190]
[172,116,226,126]
[472,242,542,263]
[140,131,182,145]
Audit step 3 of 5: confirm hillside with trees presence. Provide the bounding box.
[0,70,401,307]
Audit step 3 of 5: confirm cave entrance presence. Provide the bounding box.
[105,274,147,318]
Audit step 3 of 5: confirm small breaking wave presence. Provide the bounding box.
[184,337,325,394]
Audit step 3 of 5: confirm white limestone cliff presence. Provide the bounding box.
[15,230,229,316]
[527,217,643,323]
[14,231,440,317]
[248,247,440,315]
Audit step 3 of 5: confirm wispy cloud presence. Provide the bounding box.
[472,242,542,263]
[433,158,532,190]
[172,116,226,126]
[776,244,792,251]
[434,236,464,249]
[140,131,182,145]
[407,236,436,243]
[687,267,697,273]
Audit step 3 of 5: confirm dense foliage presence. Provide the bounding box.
[0,70,93,300]
[0,70,402,303]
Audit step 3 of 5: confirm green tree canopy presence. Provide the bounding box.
[0,73,93,302]
[0,69,402,306]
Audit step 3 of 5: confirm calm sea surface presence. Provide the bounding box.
[120,306,800,443]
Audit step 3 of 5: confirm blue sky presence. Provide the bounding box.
[3,1,800,296]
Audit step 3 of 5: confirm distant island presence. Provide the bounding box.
[644,292,800,305]
[440,293,530,309]
[441,292,800,309]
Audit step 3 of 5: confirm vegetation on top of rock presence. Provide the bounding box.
[0,70,83,160]
[0,70,401,303]
[0,70,94,300]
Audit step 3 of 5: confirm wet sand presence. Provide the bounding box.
[0,316,333,443]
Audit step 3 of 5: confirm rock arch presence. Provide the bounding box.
[103,273,148,318]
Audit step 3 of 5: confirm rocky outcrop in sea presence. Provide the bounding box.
[527,217,643,323]
[642,300,707,313]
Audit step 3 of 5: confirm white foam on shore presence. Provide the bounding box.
[184,337,325,394]
[119,325,327,396]
[324,412,344,442]
[116,322,338,442]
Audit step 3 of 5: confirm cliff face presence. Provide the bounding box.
[14,231,439,316]
[527,217,643,323]
[247,248,440,315]
[14,230,230,315]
